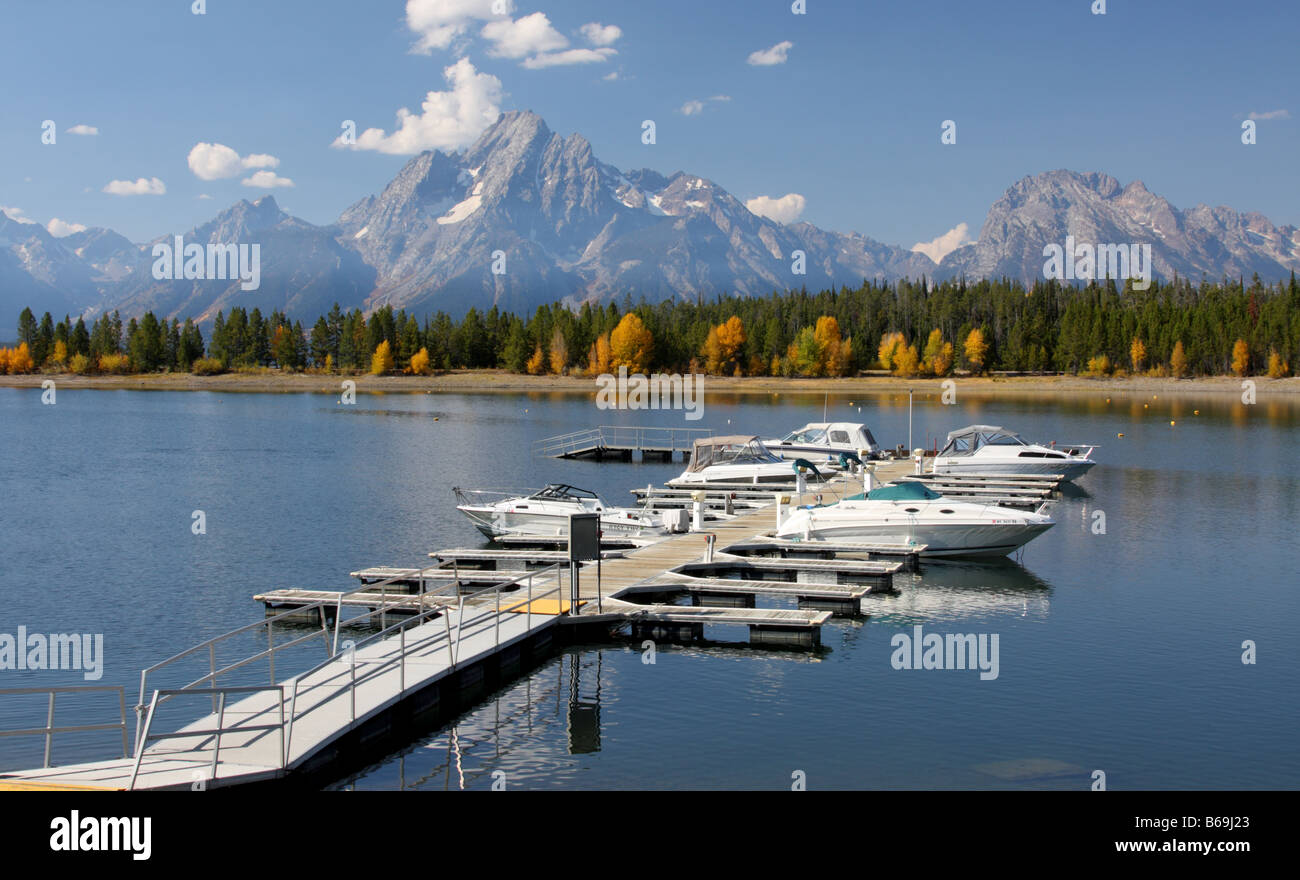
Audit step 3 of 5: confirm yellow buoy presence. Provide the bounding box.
[1194,410,1199,415]
[1117,433,1124,438]
[1170,420,1175,426]
[1144,404,1148,408]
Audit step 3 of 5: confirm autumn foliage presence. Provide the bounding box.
[408,346,432,375]
[610,313,653,373]
[585,333,613,376]
[702,316,747,375]
[370,340,394,375]
[0,343,36,374]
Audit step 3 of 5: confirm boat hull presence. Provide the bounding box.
[457,507,663,540]
[931,458,1096,481]
[776,501,1055,558]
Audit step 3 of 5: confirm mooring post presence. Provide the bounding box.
[691,491,705,531]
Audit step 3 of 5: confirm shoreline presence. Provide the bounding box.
[1,370,1295,397]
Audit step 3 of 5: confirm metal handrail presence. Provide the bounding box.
[282,565,570,764]
[0,686,129,768]
[533,425,712,458]
[134,567,456,749]
[126,563,573,782]
[129,684,285,791]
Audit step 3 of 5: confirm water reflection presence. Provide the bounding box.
[336,649,607,791]
[873,560,1054,624]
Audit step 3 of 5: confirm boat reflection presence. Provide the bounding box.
[871,559,1054,624]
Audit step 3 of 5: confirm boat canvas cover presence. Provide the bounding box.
[685,435,778,472]
[941,425,1026,452]
[867,482,944,501]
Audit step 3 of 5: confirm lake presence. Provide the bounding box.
[1,384,1296,789]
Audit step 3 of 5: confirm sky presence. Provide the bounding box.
[1,0,1296,261]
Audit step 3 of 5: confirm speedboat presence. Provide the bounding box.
[931,425,1097,481]
[453,484,668,540]
[775,481,1054,558]
[765,422,885,464]
[672,436,816,485]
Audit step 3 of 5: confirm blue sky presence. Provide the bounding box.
[1,0,1295,258]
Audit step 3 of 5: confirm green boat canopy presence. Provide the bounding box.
[843,481,944,502]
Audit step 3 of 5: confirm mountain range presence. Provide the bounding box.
[3,110,1298,334]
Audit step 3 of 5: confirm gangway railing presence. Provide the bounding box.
[534,426,712,458]
[129,684,285,790]
[0,686,129,769]
[119,563,575,785]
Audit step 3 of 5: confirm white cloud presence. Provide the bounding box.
[1247,109,1290,120]
[521,47,615,69]
[406,0,513,53]
[241,170,295,189]
[1,205,35,224]
[103,177,166,196]
[188,143,241,180]
[746,193,806,224]
[747,40,793,66]
[188,143,283,180]
[911,222,973,264]
[47,218,87,237]
[197,194,213,200]
[680,95,730,116]
[483,11,567,58]
[580,22,621,47]
[603,71,620,81]
[67,124,99,136]
[333,57,503,154]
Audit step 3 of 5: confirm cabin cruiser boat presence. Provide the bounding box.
[672,436,816,485]
[931,425,1097,481]
[775,481,1054,557]
[765,422,885,464]
[453,484,668,540]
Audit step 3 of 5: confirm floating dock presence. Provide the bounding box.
[1,457,978,791]
[534,425,712,461]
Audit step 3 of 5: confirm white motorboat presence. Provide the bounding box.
[765,422,885,464]
[454,484,668,540]
[931,425,1097,481]
[775,481,1055,558]
[672,436,818,485]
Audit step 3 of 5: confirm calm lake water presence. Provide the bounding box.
[1,384,1297,789]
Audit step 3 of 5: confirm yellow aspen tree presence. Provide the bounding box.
[610,313,653,373]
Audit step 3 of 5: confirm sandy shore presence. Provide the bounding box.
[1,369,1296,398]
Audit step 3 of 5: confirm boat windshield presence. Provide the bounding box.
[979,430,1026,447]
[940,426,1027,456]
[781,427,827,444]
[529,484,601,501]
[689,437,783,471]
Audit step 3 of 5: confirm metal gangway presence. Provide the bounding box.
[534,425,712,460]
